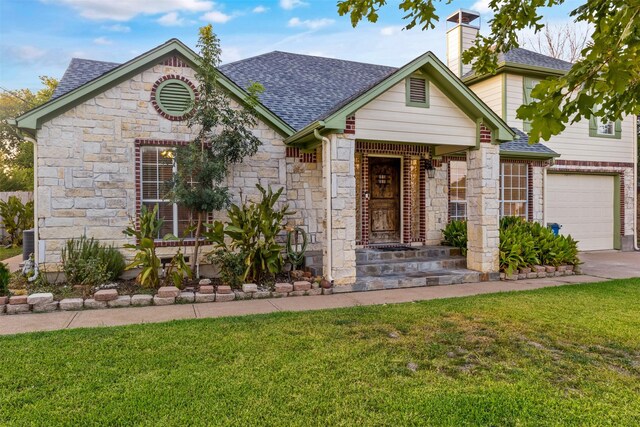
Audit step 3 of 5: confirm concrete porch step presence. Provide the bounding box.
[356,246,461,263]
[339,269,482,293]
[356,256,467,276]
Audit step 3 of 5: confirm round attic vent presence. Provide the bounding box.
[151,75,196,120]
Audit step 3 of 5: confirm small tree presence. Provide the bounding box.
[170,25,264,272]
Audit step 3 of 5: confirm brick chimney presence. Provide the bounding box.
[446,9,480,77]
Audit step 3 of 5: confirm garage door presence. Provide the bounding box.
[546,174,615,251]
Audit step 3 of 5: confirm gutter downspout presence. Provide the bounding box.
[314,129,333,283]
[23,133,40,270]
[633,120,639,251]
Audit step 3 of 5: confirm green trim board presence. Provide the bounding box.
[501,74,507,121]
[613,174,621,250]
[589,116,622,139]
[463,62,567,85]
[14,39,295,137]
[286,51,515,147]
[522,77,539,132]
[499,151,559,160]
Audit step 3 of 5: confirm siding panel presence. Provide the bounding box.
[355,78,476,146]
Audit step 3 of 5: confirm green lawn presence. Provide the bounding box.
[1,279,639,426]
[0,246,21,261]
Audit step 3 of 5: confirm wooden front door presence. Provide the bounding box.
[369,157,401,243]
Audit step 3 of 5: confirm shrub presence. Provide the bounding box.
[61,236,125,287]
[442,220,468,255]
[0,262,10,296]
[209,249,246,288]
[444,216,580,273]
[0,196,34,247]
[123,205,163,288]
[204,184,293,284]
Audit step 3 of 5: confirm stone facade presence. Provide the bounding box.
[35,61,323,265]
[466,141,500,273]
[424,162,449,245]
[325,133,357,285]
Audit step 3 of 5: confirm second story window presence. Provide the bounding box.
[522,77,540,132]
[589,106,622,139]
[596,118,614,135]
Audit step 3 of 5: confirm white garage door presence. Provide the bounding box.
[546,174,615,251]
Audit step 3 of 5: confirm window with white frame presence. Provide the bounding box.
[500,163,528,219]
[140,146,194,239]
[449,161,467,221]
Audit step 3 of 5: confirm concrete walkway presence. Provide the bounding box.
[3,254,23,273]
[1,251,638,336]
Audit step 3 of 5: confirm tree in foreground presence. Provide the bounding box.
[1,76,58,190]
[338,0,639,143]
[169,25,264,272]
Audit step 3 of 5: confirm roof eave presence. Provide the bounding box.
[284,120,326,147]
[463,61,568,84]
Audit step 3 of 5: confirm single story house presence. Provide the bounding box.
[14,10,638,287]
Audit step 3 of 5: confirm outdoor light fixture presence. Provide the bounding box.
[424,158,436,179]
[160,149,175,159]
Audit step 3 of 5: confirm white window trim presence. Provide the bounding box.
[499,163,528,219]
[140,146,181,239]
[449,160,467,221]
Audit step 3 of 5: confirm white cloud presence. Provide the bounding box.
[201,10,232,23]
[252,5,267,13]
[44,0,213,21]
[279,0,307,10]
[13,45,47,61]
[103,24,130,32]
[157,12,184,26]
[471,0,492,14]
[288,17,334,30]
[380,25,403,36]
[93,36,113,45]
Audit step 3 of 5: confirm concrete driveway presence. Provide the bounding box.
[579,250,640,279]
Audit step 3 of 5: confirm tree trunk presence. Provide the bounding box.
[191,211,203,275]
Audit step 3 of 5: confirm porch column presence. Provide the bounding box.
[324,133,357,286]
[466,125,500,276]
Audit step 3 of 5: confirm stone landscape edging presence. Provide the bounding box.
[0,280,333,315]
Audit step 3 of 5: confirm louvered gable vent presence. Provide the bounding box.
[406,76,429,107]
[409,78,426,102]
[157,80,194,116]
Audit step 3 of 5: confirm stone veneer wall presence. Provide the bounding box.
[424,162,449,245]
[35,60,324,265]
[285,148,325,251]
[465,127,500,274]
[326,133,357,285]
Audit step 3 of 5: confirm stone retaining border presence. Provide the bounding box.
[1,281,333,315]
[500,265,576,281]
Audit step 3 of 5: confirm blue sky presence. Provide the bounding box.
[0,0,582,91]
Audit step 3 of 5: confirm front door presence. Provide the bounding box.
[369,157,401,244]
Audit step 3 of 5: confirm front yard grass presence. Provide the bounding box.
[1,279,639,426]
[0,246,21,261]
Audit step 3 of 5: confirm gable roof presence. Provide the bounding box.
[219,52,397,131]
[285,50,515,146]
[463,47,573,81]
[14,39,294,136]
